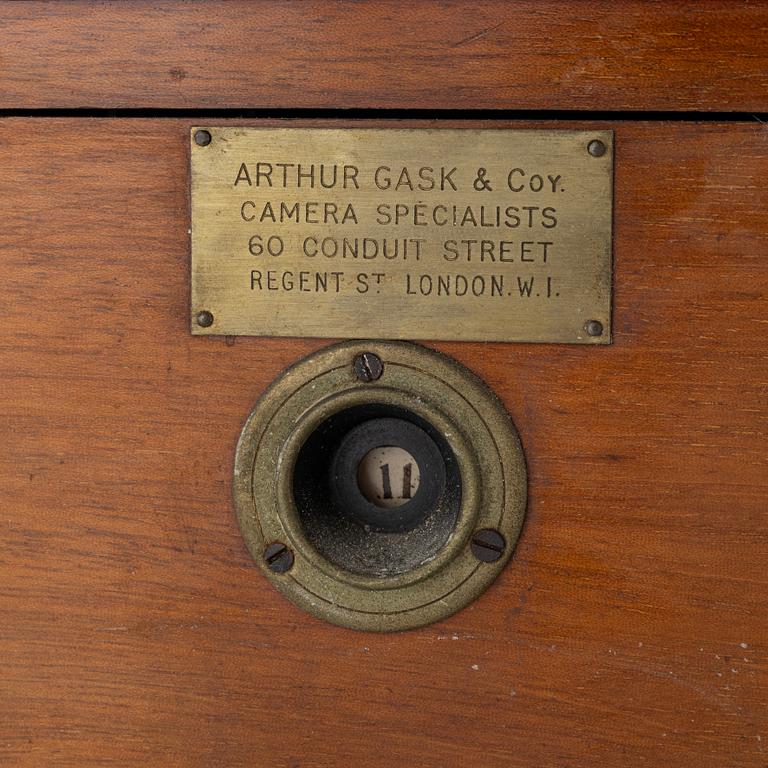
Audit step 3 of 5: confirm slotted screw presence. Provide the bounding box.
[264,542,294,574]
[470,529,506,563]
[587,139,606,157]
[353,352,383,382]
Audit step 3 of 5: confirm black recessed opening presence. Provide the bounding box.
[292,404,461,577]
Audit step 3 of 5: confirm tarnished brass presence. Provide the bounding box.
[191,127,613,343]
[233,340,527,632]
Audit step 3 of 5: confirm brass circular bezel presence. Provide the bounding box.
[233,340,527,632]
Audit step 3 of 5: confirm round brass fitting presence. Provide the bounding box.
[233,341,527,632]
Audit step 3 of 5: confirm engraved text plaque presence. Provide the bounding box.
[190,127,613,343]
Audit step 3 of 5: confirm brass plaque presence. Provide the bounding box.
[191,127,613,343]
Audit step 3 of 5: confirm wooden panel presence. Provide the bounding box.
[0,118,766,766]
[1,1,767,111]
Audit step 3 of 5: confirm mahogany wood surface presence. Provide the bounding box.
[0,118,766,766]
[0,1,767,112]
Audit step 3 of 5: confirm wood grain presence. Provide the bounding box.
[0,1,767,111]
[0,118,767,767]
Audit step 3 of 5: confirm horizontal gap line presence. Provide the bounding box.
[0,108,765,123]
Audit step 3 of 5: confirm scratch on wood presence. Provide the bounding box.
[451,20,505,48]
